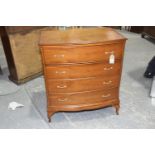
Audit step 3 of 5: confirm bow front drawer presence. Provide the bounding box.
[42,43,123,64]
[44,62,121,79]
[47,76,120,93]
[48,88,119,106]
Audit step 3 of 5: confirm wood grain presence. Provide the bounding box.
[48,88,119,106]
[45,62,121,79]
[40,27,126,46]
[47,76,120,93]
[43,43,123,64]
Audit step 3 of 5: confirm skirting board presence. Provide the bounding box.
[150,76,155,98]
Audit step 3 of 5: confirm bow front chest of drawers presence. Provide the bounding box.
[39,28,126,122]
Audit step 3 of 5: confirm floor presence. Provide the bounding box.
[0,30,155,129]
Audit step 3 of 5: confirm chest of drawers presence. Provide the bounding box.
[39,28,126,122]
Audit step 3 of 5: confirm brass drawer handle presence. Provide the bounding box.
[102,80,112,85]
[53,54,64,58]
[57,85,67,89]
[105,51,114,55]
[102,94,111,98]
[58,98,68,102]
[55,71,66,74]
[104,67,113,70]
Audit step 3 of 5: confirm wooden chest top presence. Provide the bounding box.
[39,27,126,46]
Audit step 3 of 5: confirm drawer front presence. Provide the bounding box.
[44,62,121,79]
[47,76,120,94]
[48,88,119,106]
[42,43,123,64]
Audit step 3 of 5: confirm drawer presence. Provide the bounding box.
[47,76,120,94]
[44,62,121,79]
[48,88,119,106]
[42,43,123,64]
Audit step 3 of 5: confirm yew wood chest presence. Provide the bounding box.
[39,27,126,122]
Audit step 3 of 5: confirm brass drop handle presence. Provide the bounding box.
[53,54,64,58]
[105,51,114,55]
[58,98,68,102]
[102,80,112,85]
[104,67,113,70]
[55,70,66,74]
[102,94,111,98]
[57,85,67,89]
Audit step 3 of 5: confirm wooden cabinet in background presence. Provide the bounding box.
[0,26,57,84]
[39,27,126,122]
[142,26,155,39]
[130,26,144,33]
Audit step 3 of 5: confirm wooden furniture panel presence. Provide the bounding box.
[48,88,119,106]
[0,26,57,84]
[48,99,120,112]
[141,27,155,39]
[39,27,126,122]
[129,26,144,34]
[39,28,125,45]
[46,76,120,94]
[45,62,121,79]
[42,43,123,64]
